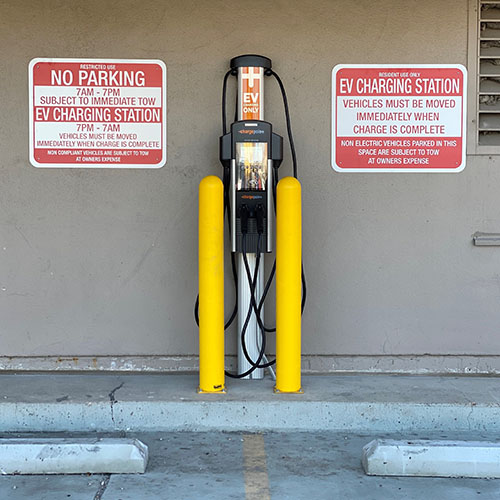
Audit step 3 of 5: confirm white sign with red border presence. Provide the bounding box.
[29,58,166,168]
[332,64,467,173]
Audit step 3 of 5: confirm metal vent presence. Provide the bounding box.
[478,1,500,145]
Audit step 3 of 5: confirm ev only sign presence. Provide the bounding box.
[332,64,467,172]
[29,58,166,168]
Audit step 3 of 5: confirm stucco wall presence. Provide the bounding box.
[3,0,496,371]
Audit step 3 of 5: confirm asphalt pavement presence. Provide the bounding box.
[1,430,499,500]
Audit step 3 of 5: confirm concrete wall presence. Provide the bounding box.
[3,0,498,373]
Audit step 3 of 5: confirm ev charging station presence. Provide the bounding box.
[198,55,303,393]
[222,55,282,380]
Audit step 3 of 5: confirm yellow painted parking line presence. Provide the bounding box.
[243,434,271,500]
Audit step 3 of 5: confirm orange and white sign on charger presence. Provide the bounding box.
[29,58,167,168]
[238,66,264,121]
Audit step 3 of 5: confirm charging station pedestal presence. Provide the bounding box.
[220,55,282,379]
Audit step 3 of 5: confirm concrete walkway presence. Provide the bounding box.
[1,431,499,499]
[0,373,499,433]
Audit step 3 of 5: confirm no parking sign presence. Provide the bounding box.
[29,58,167,168]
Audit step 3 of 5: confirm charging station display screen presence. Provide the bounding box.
[236,142,268,191]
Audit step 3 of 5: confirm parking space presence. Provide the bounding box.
[1,431,500,499]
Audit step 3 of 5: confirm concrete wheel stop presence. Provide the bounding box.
[362,439,500,478]
[0,438,148,474]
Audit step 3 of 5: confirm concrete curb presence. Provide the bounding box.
[1,400,499,433]
[1,373,499,434]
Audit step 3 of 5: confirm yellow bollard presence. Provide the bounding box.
[198,175,225,393]
[275,176,302,393]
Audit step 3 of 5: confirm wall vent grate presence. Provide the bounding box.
[477,1,500,146]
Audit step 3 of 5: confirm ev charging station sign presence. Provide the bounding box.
[332,64,466,172]
[29,58,166,168]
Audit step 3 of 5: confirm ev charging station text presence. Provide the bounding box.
[29,59,167,168]
[332,65,466,172]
